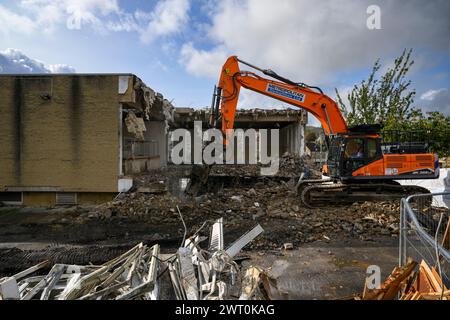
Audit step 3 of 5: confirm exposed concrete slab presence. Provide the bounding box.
[173,108,307,129]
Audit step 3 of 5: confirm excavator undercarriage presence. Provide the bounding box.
[296,179,430,208]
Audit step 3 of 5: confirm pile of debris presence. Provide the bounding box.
[212,154,320,178]
[351,259,449,300]
[0,217,278,300]
[84,192,184,222]
[79,177,405,249]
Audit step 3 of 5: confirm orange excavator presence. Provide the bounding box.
[206,56,439,207]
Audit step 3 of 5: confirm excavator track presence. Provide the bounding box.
[299,181,431,208]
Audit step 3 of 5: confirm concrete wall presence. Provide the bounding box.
[168,124,305,165]
[280,123,305,156]
[145,121,168,167]
[0,75,121,193]
[123,120,168,174]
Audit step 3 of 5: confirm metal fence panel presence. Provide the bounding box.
[400,192,450,287]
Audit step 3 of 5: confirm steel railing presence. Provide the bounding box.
[399,192,450,287]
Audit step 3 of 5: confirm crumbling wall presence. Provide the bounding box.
[121,77,174,173]
[123,121,168,173]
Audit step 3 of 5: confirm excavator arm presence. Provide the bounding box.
[216,56,348,137]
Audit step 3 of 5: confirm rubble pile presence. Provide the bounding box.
[84,192,184,223]
[83,176,403,249]
[0,218,277,300]
[209,153,320,178]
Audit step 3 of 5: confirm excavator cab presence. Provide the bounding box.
[325,125,439,182]
[326,133,382,180]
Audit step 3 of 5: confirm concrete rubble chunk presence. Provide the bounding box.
[0,277,20,300]
[125,110,146,141]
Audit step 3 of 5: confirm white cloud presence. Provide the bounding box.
[1,0,191,42]
[47,64,77,73]
[140,0,191,43]
[106,12,140,32]
[0,48,76,74]
[180,0,450,86]
[0,0,122,35]
[180,43,228,78]
[421,88,447,101]
[420,88,450,114]
[19,0,120,33]
[0,5,36,35]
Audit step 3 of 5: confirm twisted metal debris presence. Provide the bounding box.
[0,218,272,300]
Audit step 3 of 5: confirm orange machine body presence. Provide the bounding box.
[351,154,438,178]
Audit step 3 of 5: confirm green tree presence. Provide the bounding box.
[336,49,418,128]
[408,111,450,157]
[335,49,450,157]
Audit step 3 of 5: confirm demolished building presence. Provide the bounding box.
[0,74,174,206]
[0,74,308,206]
[172,108,308,161]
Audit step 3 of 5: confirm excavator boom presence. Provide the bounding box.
[218,56,348,136]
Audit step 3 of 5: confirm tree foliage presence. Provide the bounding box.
[335,49,450,157]
[336,49,417,127]
[407,111,450,157]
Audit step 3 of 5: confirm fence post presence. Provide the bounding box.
[399,199,405,267]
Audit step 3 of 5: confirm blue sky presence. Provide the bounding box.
[0,0,449,124]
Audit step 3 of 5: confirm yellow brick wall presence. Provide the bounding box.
[22,192,56,206]
[22,192,117,206]
[0,75,121,193]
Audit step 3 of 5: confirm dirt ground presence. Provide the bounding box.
[0,156,405,298]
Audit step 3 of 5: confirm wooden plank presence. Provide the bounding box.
[412,292,422,300]
[415,265,434,293]
[363,260,417,300]
[420,260,441,292]
[383,261,417,300]
[431,267,448,291]
[401,290,417,300]
[420,293,448,300]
